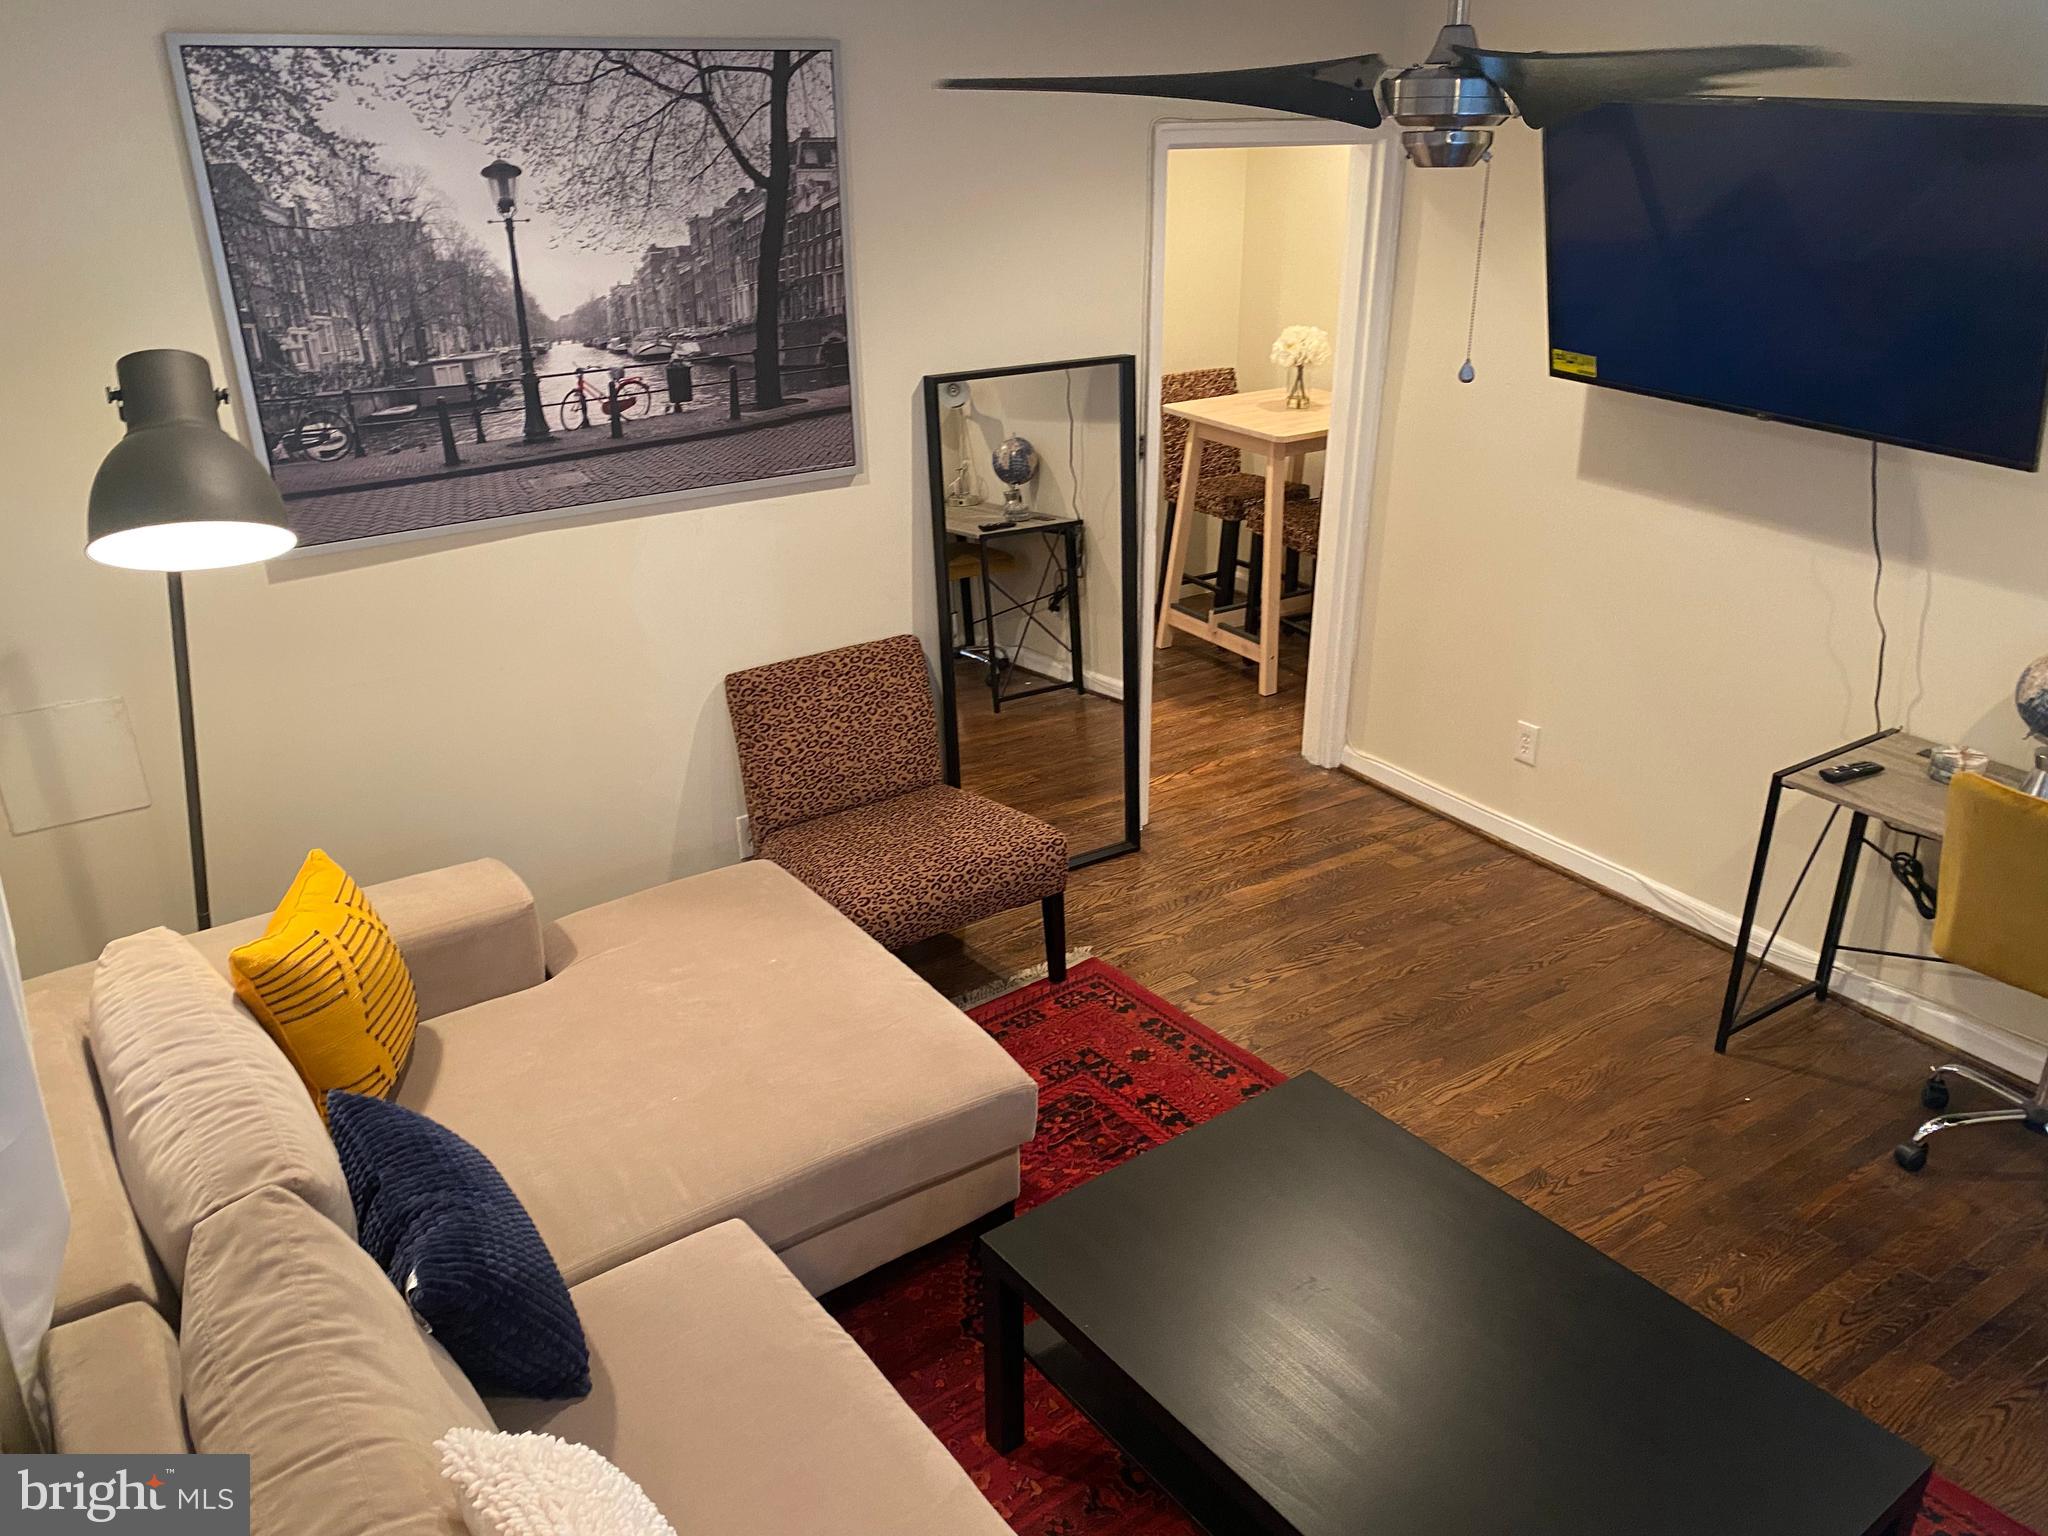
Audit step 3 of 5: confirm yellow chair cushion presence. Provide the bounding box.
[1934,771,2048,998]
[230,850,419,1112]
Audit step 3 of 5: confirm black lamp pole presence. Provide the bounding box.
[482,159,553,445]
[87,349,298,933]
[164,572,211,928]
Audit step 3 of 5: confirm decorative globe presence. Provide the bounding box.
[991,435,1038,488]
[2018,654,2048,740]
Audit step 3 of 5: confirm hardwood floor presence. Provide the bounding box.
[953,656,1128,858]
[910,635,2048,1527]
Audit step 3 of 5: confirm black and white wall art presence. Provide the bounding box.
[170,37,857,551]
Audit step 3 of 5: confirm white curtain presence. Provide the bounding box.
[0,875,68,1450]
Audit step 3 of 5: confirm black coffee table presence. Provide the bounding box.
[980,1073,1930,1536]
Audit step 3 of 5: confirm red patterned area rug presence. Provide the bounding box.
[826,958,2036,1536]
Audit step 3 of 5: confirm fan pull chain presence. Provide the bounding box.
[1458,150,1493,384]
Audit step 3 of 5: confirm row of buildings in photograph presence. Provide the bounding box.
[205,161,540,389]
[207,132,847,400]
[575,135,847,357]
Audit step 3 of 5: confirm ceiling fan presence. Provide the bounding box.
[940,0,1842,168]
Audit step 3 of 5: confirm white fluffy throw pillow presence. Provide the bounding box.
[437,1427,677,1536]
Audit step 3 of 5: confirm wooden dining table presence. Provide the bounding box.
[1156,386,1329,695]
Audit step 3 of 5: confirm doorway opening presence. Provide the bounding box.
[1138,122,1403,827]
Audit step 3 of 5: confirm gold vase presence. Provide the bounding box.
[1284,363,1310,410]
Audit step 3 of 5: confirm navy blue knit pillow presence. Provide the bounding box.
[325,1091,589,1399]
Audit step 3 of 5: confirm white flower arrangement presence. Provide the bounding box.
[1270,325,1333,369]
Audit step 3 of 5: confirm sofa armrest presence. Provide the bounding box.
[187,858,545,1020]
[358,858,546,1019]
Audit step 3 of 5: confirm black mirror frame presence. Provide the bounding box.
[921,354,1141,870]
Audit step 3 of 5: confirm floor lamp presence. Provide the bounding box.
[85,349,296,930]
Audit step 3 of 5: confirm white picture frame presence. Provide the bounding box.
[167,33,864,557]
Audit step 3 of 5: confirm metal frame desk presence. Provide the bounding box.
[1717,727,2027,1052]
[944,506,1084,714]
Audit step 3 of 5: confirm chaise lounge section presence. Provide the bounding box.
[23,854,1035,1532]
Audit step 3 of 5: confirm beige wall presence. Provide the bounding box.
[1350,0,2048,1059]
[1162,149,1249,377]
[1161,143,1350,582]
[1237,146,1351,404]
[0,0,1405,976]
[1163,145,1350,400]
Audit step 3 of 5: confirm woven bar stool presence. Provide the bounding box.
[1241,497,1323,640]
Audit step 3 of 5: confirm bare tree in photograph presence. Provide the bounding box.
[184,45,383,192]
[307,158,429,375]
[399,48,829,408]
[174,37,858,551]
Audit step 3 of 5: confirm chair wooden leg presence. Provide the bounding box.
[1216,519,1241,609]
[1245,534,1265,635]
[1042,893,1067,983]
[1156,427,1208,649]
[1257,455,1287,696]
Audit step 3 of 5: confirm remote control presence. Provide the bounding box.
[1819,760,1885,785]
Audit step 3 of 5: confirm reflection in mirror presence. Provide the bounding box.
[923,357,1139,868]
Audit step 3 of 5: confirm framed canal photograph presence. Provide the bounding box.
[167,36,858,552]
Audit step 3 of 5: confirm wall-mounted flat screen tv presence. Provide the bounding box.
[1543,98,2048,470]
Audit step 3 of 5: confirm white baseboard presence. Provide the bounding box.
[1340,747,2048,1083]
[1012,642,1124,701]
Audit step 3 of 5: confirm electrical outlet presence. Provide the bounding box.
[1513,721,1541,767]
[736,813,753,857]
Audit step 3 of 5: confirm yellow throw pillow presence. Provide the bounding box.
[231,850,418,1112]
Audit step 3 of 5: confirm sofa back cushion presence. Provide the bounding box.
[182,1186,494,1536]
[85,928,355,1287]
[724,634,943,839]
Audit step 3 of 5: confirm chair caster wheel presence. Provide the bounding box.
[1894,1142,1928,1173]
[1920,1076,1950,1111]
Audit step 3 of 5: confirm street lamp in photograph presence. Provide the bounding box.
[481,158,553,445]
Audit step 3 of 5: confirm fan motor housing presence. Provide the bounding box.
[1381,64,1508,167]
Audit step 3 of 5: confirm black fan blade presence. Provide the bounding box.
[1452,44,1842,130]
[939,55,1388,130]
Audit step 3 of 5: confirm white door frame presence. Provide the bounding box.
[1137,119,1405,824]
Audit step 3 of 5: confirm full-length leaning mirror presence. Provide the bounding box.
[922,355,1140,867]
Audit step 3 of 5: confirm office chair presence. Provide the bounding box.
[1894,770,2048,1171]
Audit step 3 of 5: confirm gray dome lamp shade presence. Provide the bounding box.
[85,350,296,571]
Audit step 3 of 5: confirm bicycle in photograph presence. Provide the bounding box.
[268,399,357,463]
[557,366,652,432]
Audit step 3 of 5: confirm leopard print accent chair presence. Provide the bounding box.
[755,785,1066,951]
[724,633,942,841]
[724,635,1069,963]
[1160,367,1310,521]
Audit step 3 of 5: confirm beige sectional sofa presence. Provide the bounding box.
[23,856,1034,1534]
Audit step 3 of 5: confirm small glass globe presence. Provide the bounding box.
[991,435,1038,488]
[2017,654,2048,740]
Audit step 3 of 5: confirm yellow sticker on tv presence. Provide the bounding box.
[1551,349,1598,378]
